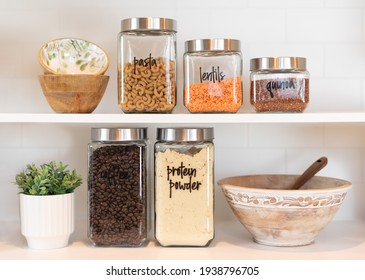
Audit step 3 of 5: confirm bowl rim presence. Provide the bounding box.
[38,37,110,75]
[217,174,352,193]
[38,74,110,78]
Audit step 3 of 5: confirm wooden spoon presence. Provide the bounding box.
[291,157,328,189]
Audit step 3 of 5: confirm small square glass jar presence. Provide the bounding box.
[250,57,310,113]
[183,38,243,113]
[118,17,177,113]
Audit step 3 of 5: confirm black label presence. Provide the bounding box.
[133,53,157,74]
[166,162,202,198]
[266,79,296,98]
[99,164,130,186]
[199,66,226,83]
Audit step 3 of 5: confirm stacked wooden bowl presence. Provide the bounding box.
[38,38,110,113]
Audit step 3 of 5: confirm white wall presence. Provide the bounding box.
[1,0,365,223]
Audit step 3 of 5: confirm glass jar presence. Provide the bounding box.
[88,127,148,246]
[250,57,310,112]
[154,127,215,246]
[118,17,177,113]
[183,38,243,113]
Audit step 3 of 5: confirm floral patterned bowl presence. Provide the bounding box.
[38,38,109,75]
[218,174,352,247]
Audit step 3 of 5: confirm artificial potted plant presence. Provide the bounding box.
[14,161,82,249]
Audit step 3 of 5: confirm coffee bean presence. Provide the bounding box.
[88,144,146,246]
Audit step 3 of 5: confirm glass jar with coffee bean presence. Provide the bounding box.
[88,127,148,247]
[250,57,309,112]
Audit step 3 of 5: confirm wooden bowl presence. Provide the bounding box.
[38,74,109,113]
[218,174,352,247]
[38,38,109,75]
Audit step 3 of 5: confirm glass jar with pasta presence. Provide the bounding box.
[118,17,177,113]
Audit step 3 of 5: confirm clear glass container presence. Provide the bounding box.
[154,127,215,246]
[88,127,148,246]
[118,17,177,113]
[183,38,243,113]
[250,57,310,112]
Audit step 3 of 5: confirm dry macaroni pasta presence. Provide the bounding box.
[119,57,176,113]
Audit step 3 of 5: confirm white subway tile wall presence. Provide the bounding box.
[0,0,365,222]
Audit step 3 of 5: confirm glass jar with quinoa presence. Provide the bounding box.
[250,57,310,113]
[118,17,177,113]
[183,38,243,113]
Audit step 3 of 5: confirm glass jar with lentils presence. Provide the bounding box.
[183,38,243,113]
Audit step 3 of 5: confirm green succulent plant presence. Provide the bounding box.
[15,161,82,195]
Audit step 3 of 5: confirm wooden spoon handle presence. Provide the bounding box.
[291,157,328,189]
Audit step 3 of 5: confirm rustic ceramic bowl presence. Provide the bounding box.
[38,74,109,113]
[38,38,109,75]
[218,175,352,247]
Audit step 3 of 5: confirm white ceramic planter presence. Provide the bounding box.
[19,193,74,249]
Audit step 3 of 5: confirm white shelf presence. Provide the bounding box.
[1,113,364,262]
[2,112,365,124]
[0,220,364,260]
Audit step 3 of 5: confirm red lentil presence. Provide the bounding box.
[184,77,243,113]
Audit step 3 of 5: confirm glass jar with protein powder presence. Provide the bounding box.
[154,127,214,246]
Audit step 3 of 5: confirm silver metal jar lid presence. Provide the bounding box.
[157,127,214,142]
[185,38,241,52]
[121,17,177,32]
[250,57,307,71]
[91,128,147,141]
